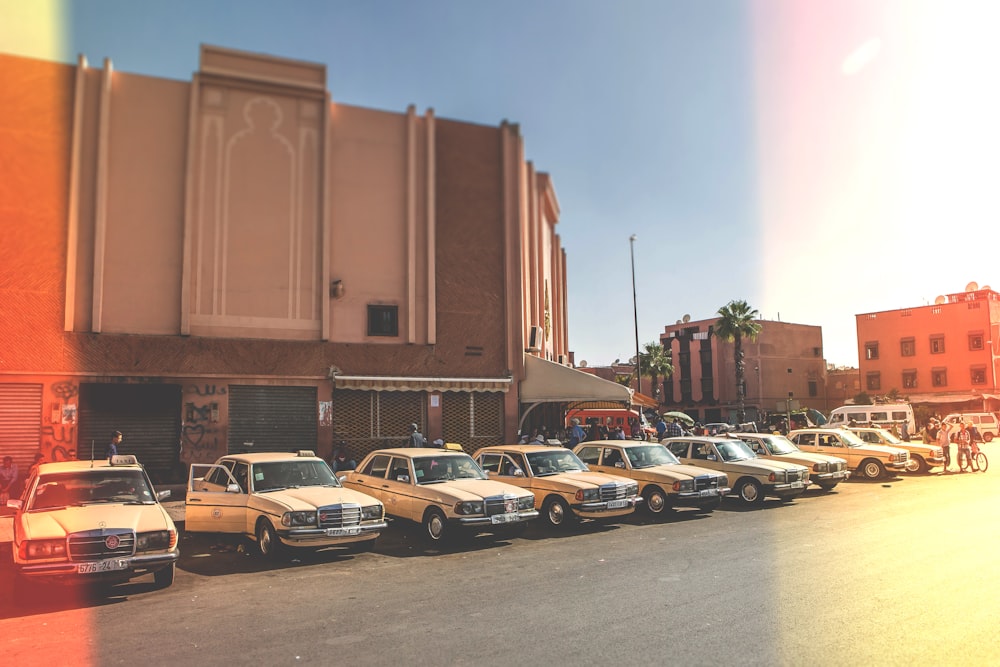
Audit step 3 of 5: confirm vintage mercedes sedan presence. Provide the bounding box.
[844,426,945,474]
[472,444,641,528]
[341,448,538,543]
[727,432,851,491]
[573,440,730,515]
[662,436,810,505]
[788,428,909,480]
[186,451,387,559]
[7,455,179,591]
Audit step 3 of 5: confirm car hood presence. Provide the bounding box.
[19,504,174,541]
[768,452,844,466]
[706,458,806,473]
[258,486,381,511]
[419,478,530,501]
[533,471,632,492]
[659,463,726,479]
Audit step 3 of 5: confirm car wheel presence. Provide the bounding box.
[736,478,764,506]
[643,486,670,515]
[153,562,175,588]
[985,433,994,443]
[542,496,571,528]
[423,507,449,542]
[859,459,886,480]
[912,454,928,474]
[904,455,920,473]
[256,519,283,560]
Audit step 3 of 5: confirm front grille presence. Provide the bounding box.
[68,529,135,561]
[783,470,806,484]
[484,495,519,516]
[600,483,629,501]
[318,504,361,528]
[895,452,909,463]
[693,475,719,492]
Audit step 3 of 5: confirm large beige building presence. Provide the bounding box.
[0,46,628,482]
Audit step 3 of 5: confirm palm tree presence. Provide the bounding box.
[715,300,762,423]
[637,341,673,402]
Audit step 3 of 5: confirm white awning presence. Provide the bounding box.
[332,375,511,393]
[519,355,632,403]
[903,392,981,405]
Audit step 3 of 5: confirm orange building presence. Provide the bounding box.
[855,284,1000,413]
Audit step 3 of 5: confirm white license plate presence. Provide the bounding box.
[326,527,361,537]
[77,559,128,574]
[790,481,804,488]
[699,489,715,497]
[491,513,519,524]
[606,499,629,509]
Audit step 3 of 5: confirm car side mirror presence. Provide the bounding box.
[614,462,625,469]
[707,455,717,461]
[7,499,22,510]
[513,469,525,477]
[337,474,347,483]
[226,483,242,493]
[156,489,171,501]
[396,475,410,483]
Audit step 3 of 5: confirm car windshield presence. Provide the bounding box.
[874,429,903,444]
[625,445,680,468]
[526,449,587,475]
[413,454,488,484]
[30,469,155,510]
[716,440,755,462]
[253,460,340,492]
[760,435,798,455]
[839,430,868,447]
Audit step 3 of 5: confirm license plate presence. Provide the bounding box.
[790,481,804,488]
[606,499,628,509]
[77,559,128,574]
[699,489,715,497]
[491,513,519,524]
[326,527,361,537]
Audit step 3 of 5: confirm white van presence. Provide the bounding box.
[942,413,1000,442]
[828,404,916,436]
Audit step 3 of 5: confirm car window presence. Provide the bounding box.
[602,447,625,468]
[479,453,503,473]
[501,453,527,476]
[362,455,391,478]
[389,457,412,483]
[231,462,249,493]
[576,447,600,465]
[818,434,840,447]
[665,441,689,458]
[206,463,233,487]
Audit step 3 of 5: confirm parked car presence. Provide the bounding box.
[341,448,537,542]
[787,428,908,480]
[844,426,945,473]
[573,440,730,515]
[662,436,810,505]
[727,432,850,491]
[7,455,179,593]
[186,450,387,558]
[942,412,999,442]
[473,444,640,528]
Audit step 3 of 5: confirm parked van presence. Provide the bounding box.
[565,408,655,440]
[827,403,916,436]
[942,412,1000,442]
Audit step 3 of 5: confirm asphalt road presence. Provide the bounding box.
[2,469,998,667]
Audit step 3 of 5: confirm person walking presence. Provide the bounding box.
[568,418,587,447]
[107,430,123,460]
[936,421,951,472]
[0,456,18,505]
[406,423,427,448]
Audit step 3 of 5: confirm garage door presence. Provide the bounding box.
[228,385,317,454]
[0,383,42,474]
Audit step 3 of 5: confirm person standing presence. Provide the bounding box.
[666,418,684,439]
[0,456,18,505]
[956,422,972,471]
[107,430,123,460]
[406,423,427,448]
[936,421,951,472]
[655,417,667,440]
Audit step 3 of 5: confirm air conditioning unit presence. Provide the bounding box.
[526,325,542,352]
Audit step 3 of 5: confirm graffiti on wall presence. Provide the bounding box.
[40,380,79,461]
[181,384,227,465]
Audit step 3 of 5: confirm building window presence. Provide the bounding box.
[813,347,822,357]
[700,378,714,396]
[930,335,945,354]
[864,342,879,360]
[902,370,917,389]
[367,305,399,337]
[969,333,984,351]
[866,372,881,391]
[808,381,818,397]
[931,368,947,387]
[971,367,987,385]
[900,338,915,357]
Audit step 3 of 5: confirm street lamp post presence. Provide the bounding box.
[630,234,641,394]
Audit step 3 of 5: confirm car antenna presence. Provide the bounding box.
[91,440,95,467]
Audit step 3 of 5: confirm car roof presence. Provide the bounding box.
[363,448,470,458]
[575,440,656,448]
[37,459,142,474]
[662,435,736,443]
[476,444,568,454]
[219,452,323,463]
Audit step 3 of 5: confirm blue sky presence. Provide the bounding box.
[5,1,999,368]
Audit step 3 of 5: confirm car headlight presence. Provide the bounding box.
[136,530,177,551]
[672,479,694,493]
[361,504,383,521]
[454,501,484,515]
[518,495,534,510]
[575,488,600,501]
[814,462,829,473]
[627,483,639,496]
[22,539,67,560]
[768,472,777,483]
[281,511,317,527]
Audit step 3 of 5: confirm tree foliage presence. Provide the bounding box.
[715,300,762,423]
[637,341,673,401]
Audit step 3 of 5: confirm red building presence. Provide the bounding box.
[855,284,1000,414]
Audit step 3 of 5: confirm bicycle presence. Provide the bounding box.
[960,442,989,473]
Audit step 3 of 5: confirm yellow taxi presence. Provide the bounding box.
[341,448,538,543]
[472,444,641,528]
[573,440,730,515]
[186,451,387,558]
[7,455,179,591]
[727,432,851,491]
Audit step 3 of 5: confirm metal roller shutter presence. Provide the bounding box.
[228,385,317,454]
[0,383,43,474]
[78,384,182,484]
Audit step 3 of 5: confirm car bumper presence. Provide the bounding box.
[673,488,730,507]
[812,470,851,482]
[15,549,179,582]
[887,462,908,470]
[574,497,641,518]
[767,481,807,498]
[457,509,540,526]
[277,521,387,547]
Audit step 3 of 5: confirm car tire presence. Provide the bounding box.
[643,485,670,515]
[153,562,175,588]
[859,459,886,480]
[984,433,994,443]
[256,519,284,560]
[423,507,449,543]
[542,496,571,528]
[909,454,928,474]
[736,478,764,506]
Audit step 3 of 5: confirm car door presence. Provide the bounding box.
[485,452,532,490]
[347,454,391,503]
[186,461,248,534]
[381,456,417,520]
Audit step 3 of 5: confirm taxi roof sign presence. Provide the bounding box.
[110,454,139,466]
[296,450,316,457]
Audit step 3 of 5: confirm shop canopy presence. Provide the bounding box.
[519,355,632,404]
